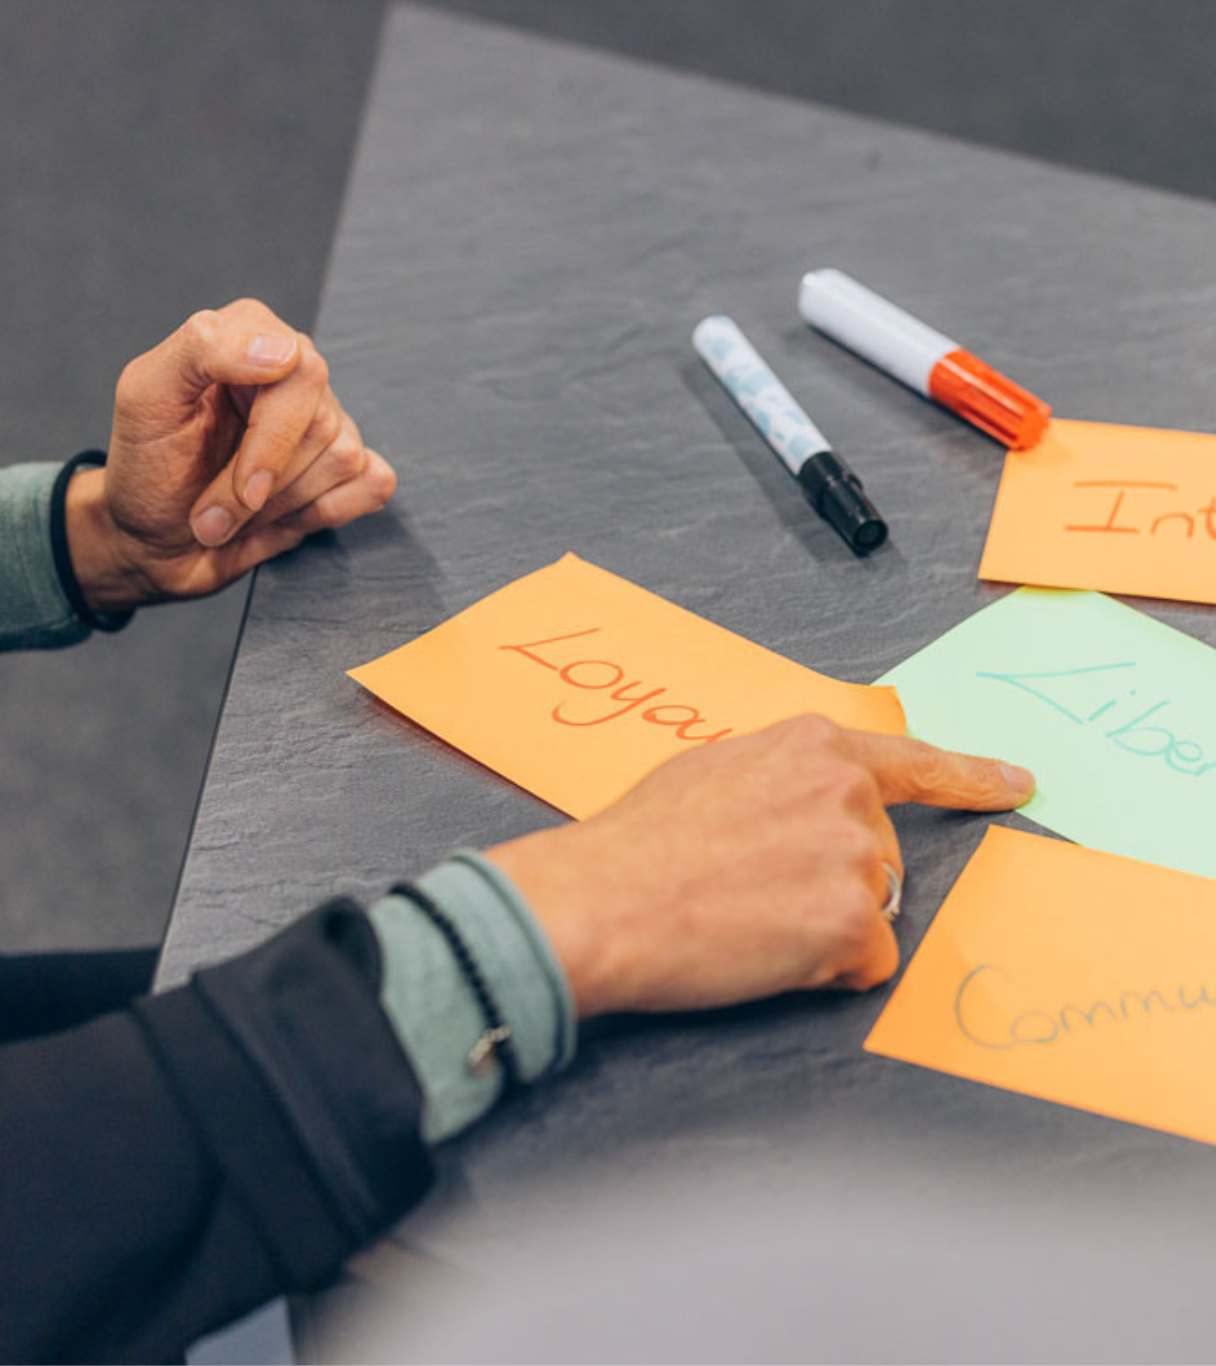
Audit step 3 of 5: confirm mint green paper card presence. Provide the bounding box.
[879,589,1216,878]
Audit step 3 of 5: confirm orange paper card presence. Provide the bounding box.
[979,418,1216,605]
[866,826,1216,1148]
[348,553,904,818]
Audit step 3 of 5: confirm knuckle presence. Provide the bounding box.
[905,745,955,801]
[309,351,331,388]
[780,713,841,758]
[181,308,221,349]
[114,358,143,405]
[328,441,365,481]
[814,757,873,807]
[374,460,398,503]
[833,887,876,951]
[297,336,330,387]
[837,761,877,806]
[873,938,900,985]
[310,406,344,451]
[835,821,880,869]
[225,295,275,319]
[795,713,839,746]
[838,948,896,993]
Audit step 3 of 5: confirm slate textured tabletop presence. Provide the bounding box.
[163,5,1216,1360]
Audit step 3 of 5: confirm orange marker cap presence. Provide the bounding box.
[928,348,1052,451]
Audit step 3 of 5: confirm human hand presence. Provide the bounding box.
[65,297,397,611]
[487,715,1035,1018]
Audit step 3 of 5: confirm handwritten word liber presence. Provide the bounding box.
[500,628,732,741]
[976,661,1216,778]
[878,587,1216,878]
[979,417,1216,605]
[348,553,904,819]
[866,827,1216,1149]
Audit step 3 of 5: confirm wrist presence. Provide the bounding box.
[64,466,151,613]
[485,822,631,1020]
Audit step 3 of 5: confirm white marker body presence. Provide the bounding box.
[692,315,830,477]
[798,268,958,396]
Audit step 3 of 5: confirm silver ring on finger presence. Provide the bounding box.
[879,862,902,923]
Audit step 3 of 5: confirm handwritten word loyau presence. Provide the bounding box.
[500,628,733,741]
[976,660,1216,777]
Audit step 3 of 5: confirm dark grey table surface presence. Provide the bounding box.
[164,6,1216,1361]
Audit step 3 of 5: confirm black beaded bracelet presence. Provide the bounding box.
[391,882,522,1090]
[49,450,135,635]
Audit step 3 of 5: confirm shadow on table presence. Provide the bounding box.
[679,356,919,580]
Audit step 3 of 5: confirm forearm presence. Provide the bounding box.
[0,901,432,1364]
[0,457,138,652]
[0,857,575,1360]
[370,850,577,1143]
[0,462,90,650]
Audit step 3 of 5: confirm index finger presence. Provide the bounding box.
[843,730,1036,811]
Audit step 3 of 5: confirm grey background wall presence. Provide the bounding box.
[3,0,1215,957]
[422,0,1216,204]
[0,0,385,952]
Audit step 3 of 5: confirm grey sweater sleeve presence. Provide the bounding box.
[0,459,578,1146]
[0,462,91,650]
[370,851,577,1143]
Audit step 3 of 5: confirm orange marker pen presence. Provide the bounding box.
[798,268,1051,450]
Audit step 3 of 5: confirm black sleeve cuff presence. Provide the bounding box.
[49,450,135,635]
[136,900,433,1290]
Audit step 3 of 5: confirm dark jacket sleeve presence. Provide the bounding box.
[0,898,434,1365]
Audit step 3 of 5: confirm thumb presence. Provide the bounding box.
[845,731,1036,811]
[119,306,301,415]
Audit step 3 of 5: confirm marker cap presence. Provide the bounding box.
[928,348,1052,451]
[796,452,888,555]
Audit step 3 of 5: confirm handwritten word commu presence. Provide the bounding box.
[954,962,1216,1051]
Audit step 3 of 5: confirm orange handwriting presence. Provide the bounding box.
[499,628,734,742]
[1065,480,1216,539]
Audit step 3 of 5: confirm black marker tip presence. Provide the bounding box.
[797,452,889,558]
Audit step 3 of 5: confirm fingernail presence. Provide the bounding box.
[243,469,273,511]
[192,506,234,547]
[246,333,296,366]
[1000,764,1035,796]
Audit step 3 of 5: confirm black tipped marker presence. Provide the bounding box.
[693,314,888,556]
